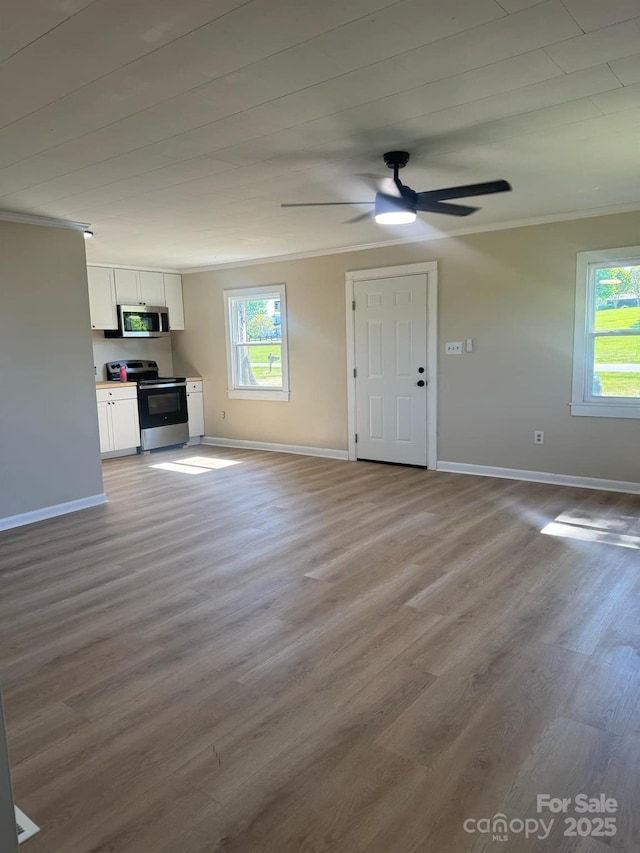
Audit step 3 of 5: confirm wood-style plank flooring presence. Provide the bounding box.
[1,446,640,852]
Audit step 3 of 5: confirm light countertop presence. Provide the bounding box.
[95,377,201,389]
[95,381,137,389]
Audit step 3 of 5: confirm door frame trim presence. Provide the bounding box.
[345,261,438,467]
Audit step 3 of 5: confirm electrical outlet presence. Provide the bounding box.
[222,410,226,419]
[445,341,463,355]
[534,430,544,445]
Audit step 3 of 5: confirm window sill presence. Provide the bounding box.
[227,388,290,402]
[570,402,640,419]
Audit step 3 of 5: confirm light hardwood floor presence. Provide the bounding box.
[1,446,639,852]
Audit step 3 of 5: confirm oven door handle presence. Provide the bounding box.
[140,381,187,390]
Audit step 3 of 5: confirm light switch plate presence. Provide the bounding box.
[445,341,463,355]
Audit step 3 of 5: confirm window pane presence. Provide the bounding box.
[235,343,282,388]
[595,266,640,331]
[233,298,281,344]
[592,335,640,398]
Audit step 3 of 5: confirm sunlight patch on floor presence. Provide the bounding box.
[541,519,640,549]
[149,456,243,475]
[182,456,242,470]
[554,510,636,533]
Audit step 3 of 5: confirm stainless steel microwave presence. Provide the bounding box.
[104,305,170,338]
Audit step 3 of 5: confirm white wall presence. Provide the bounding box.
[174,209,640,484]
[0,220,104,522]
[91,331,174,381]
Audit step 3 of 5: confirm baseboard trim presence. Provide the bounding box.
[0,493,108,532]
[436,461,640,495]
[202,437,349,460]
[101,447,137,460]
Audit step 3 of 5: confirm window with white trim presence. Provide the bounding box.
[224,284,290,401]
[571,248,640,419]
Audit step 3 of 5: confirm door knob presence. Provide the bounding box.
[417,380,425,387]
[418,367,425,373]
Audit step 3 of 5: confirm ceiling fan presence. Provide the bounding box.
[281,151,512,224]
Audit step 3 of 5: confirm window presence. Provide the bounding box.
[224,284,290,401]
[572,248,640,418]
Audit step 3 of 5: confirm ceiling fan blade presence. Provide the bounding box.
[344,210,375,224]
[355,173,401,194]
[356,172,385,187]
[417,179,511,203]
[281,201,373,207]
[415,200,479,217]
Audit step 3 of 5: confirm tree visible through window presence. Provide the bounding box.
[572,249,640,418]
[592,266,640,399]
[224,285,289,401]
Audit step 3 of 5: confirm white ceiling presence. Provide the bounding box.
[2,0,640,269]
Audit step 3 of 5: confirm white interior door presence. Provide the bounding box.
[354,274,428,466]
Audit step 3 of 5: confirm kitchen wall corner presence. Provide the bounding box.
[92,331,175,380]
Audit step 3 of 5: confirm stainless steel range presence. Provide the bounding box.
[106,360,189,451]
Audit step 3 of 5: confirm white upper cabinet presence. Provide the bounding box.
[89,266,184,329]
[114,268,164,306]
[113,268,139,304]
[139,271,165,306]
[87,266,117,329]
[163,273,185,330]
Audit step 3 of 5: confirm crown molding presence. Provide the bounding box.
[179,201,640,274]
[87,262,182,273]
[0,209,89,231]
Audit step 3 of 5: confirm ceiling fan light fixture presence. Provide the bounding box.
[375,209,416,225]
[374,192,416,225]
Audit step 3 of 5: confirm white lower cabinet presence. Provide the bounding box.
[96,400,112,453]
[186,381,204,439]
[96,386,140,454]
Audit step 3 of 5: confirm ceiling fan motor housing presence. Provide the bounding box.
[383,151,410,170]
